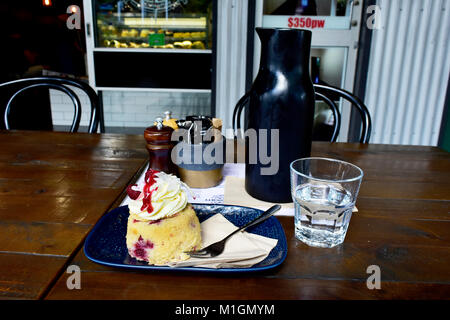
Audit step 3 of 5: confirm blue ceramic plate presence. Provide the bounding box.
[84,204,287,273]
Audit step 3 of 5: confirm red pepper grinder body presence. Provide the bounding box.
[144,117,176,174]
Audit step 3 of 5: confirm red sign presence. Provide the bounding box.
[288,17,325,29]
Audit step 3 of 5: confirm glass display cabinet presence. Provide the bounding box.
[94,0,213,50]
[83,0,216,132]
[83,0,215,89]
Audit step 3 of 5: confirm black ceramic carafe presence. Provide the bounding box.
[235,28,315,203]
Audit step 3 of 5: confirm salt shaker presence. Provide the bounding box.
[144,117,176,174]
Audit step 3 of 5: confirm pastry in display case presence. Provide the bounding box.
[86,0,215,93]
[95,0,212,49]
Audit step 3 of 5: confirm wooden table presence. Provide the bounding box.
[1,132,449,300]
[0,131,148,299]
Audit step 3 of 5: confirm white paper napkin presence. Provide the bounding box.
[169,214,278,268]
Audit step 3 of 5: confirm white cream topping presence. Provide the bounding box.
[128,171,188,221]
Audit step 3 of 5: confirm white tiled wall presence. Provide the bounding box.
[49,88,211,131]
[49,87,92,127]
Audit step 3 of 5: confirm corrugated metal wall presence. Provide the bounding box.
[364,0,450,145]
[215,0,249,135]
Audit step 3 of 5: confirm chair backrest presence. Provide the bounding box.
[313,84,372,143]
[232,84,372,143]
[0,77,99,133]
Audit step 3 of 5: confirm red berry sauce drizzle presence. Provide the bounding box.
[126,169,160,214]
[141,169,159,213]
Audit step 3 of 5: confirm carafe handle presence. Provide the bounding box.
[232,91,251,139]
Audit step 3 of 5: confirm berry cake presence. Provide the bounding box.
[125,169,201,265]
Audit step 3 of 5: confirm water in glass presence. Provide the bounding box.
[293,182,354,248]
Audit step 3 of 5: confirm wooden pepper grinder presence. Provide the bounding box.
[144,117,176,174]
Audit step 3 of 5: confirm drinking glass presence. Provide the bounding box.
[290,157,363,248]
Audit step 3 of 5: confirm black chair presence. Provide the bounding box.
[232,84,372,143]
[0,77,99,133]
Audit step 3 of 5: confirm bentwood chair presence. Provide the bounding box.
[0,77,99,133]
[232,84,372,143]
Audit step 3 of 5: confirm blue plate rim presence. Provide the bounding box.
[84,203,288,273]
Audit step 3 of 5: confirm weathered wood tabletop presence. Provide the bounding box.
[1,131,449,299]
[0,131,148,299]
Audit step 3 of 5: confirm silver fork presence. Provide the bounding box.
[185,205,281,258]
